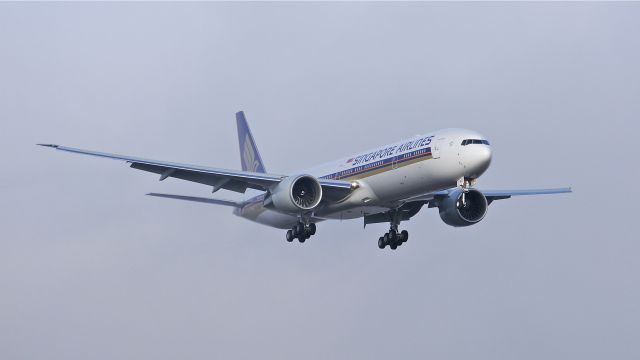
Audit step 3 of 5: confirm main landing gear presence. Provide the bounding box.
[378,228,409,250]
[285,222,316,243]
[377,209,408,250]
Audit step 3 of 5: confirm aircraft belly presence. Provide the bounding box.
[319,205,391,220]
[252,210,301,229]
[236,202,299,229]
[236,201,327,229]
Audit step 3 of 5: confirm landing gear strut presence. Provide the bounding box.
[377,209,409,250]
[286,221,316,243]
[457,177,476,207]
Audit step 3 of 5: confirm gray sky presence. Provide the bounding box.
[1,2,639,359]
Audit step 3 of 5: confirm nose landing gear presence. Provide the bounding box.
[457,177,477,207]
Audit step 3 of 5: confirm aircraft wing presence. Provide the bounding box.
[478,187,572,202]
[406,187,573,203]
[38,144,353,197]
[364,187,571,226]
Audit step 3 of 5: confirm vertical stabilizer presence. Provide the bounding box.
[236,111,267,173]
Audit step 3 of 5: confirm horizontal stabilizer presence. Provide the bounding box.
[147,193,243,208]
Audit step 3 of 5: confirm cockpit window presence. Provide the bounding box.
[461,139,490,146]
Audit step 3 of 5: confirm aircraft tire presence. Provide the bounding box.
[378,237,385,249]
[401,230,409,243]
[286,230,294,242]
[389,229,397,242]
[308,223,316,235]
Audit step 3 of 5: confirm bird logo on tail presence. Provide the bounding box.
[243,134,261,172]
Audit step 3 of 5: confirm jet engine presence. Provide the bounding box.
[438,188,488,227]
[266,174,323,213]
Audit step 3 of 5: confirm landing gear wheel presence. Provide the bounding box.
[383,233,389,247]
[286,230,294,242]
[308,223,317,235]
[401,230,409,243]
[389,229,397,242]
[298,234,306,243]
[390,243,397,250]
[294,223,304,237]
[378,237,385,249]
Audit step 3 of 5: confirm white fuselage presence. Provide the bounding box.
[235,128,492,229]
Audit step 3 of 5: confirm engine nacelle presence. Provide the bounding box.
[266,174,323,213]
[438,188,488,227]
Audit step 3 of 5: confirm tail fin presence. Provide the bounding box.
[236,111,267,173]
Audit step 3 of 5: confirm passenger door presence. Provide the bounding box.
[392,155,400,169]
[431,138,444,159]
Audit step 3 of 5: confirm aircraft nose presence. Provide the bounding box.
[483,145,492,166]
[468,144,492,177]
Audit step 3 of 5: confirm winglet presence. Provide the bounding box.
[37,144,59,148]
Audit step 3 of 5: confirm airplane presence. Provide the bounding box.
[38,111,571,250]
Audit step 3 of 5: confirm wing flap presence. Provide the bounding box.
[130,163,252,192]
